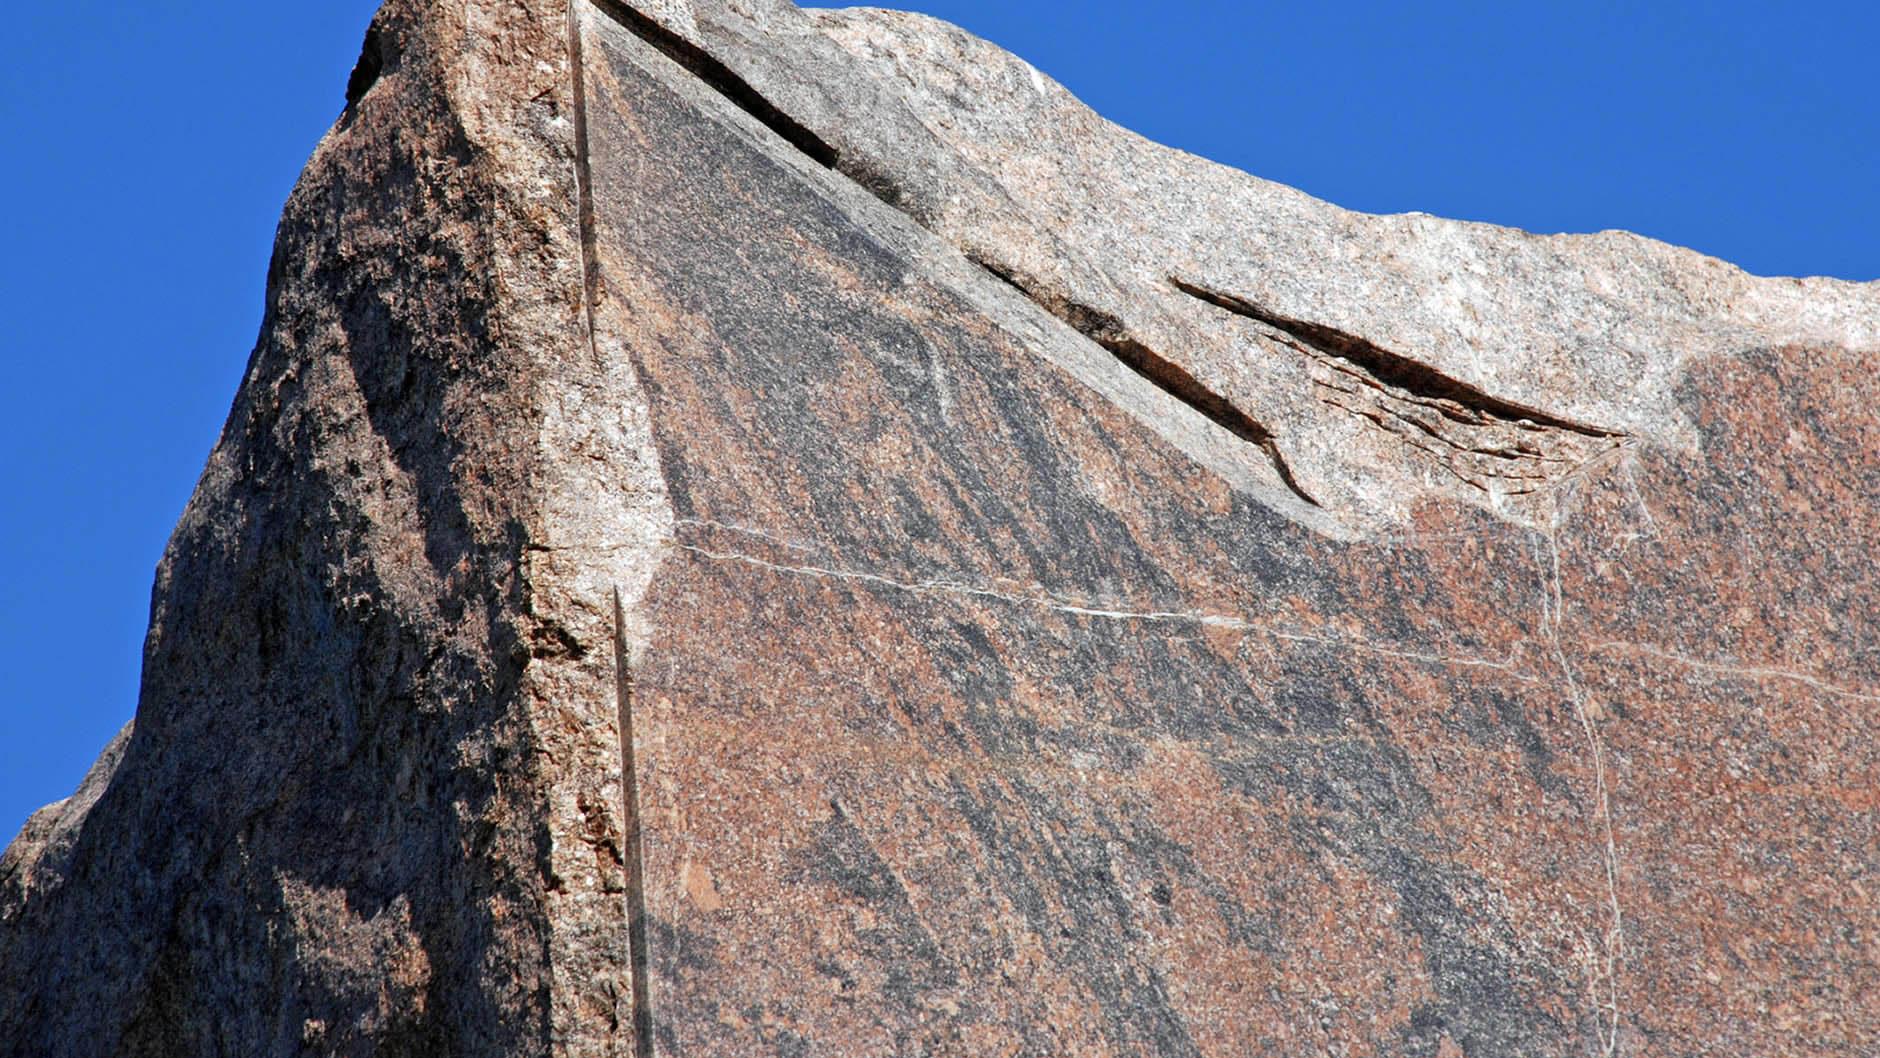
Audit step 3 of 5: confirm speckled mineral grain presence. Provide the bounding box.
[3,1,1877,1055]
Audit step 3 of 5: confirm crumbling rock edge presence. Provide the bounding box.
[632,0,1877,531]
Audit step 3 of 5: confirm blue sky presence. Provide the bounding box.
[2,1,1874,840]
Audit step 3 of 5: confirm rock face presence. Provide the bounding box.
[3,0,1876,1054]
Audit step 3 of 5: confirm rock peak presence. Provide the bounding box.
[4,2,1876,1055]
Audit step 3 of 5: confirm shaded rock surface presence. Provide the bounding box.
[3,1,1877,1055]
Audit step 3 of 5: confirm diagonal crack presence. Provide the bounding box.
[1170,276,1624,440]
[971,256,1321,507]
[586,0,840,167]
[583,0,1322,512]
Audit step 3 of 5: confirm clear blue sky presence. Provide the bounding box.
[2,1,1874,840]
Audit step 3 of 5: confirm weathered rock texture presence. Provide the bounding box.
[3,1,1877,1055]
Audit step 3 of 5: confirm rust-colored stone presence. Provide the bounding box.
[2,1,1875,1055]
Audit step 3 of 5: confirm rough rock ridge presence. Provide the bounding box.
[3,1,1877,1055]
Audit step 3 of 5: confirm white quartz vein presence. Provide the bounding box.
[673,536,1535,679]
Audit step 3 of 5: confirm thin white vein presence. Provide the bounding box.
[676,541,1537,678]
[1586,640,1880,704]
[678,542,1249,626]
[1618,451,1660,541]
[673,517,820,557]
[1541,516,1624,1058]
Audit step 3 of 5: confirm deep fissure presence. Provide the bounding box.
[572,4,656,1052]
[612,593,654,1057]
[1170,277,1624,440]
[974,257,1321,507]
[581,0,1322,510]
[586,0,840,167]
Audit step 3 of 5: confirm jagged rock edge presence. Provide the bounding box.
[581,0,1336,523]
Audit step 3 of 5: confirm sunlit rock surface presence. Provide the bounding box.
[3,2,1876,1055]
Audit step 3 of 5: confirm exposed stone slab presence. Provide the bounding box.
[2,1,1876,1055]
